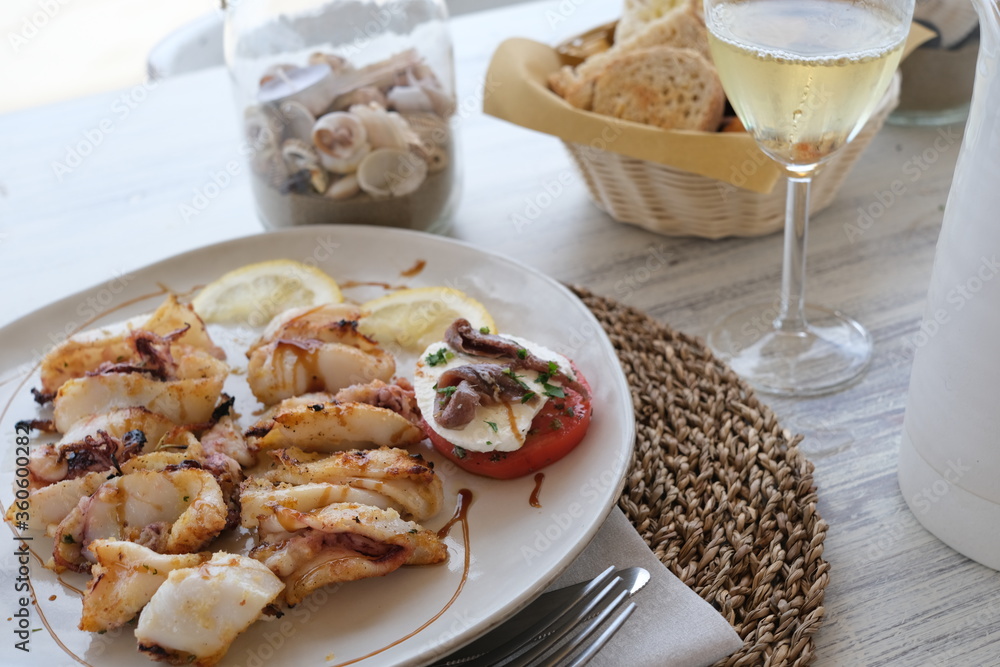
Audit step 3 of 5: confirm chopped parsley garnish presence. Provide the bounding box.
[425,348,454,366]
[550,418,564,431]
[435,384,457,396]
[182,496,190,502]
[409,528,418,534]
[479,326,491,334]
[502,367,531,390]
[564,406,576,418]
[542,383,565,399]
[62,534,75,544]
[485,420,499,433]
[537,361,561,385]
[453,446,467,459]
[486,440,492,446]
[516,347,528,359]
[521,391,537,403]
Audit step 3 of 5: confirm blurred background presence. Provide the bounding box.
[0,0,518,113]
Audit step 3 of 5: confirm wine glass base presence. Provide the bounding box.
[707,304,873,397]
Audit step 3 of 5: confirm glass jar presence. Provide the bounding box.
[224,0,459,233]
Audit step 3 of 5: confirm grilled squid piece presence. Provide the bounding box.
[199,413,256,468]
[59,407,177,446]
[246,401,423,453]
[240,477,425,531]
[120,427,245,531]
[38,295,224,397]
[28,429,145,488]
[250,503,446,605]
[260,447,444,521]
[27,406,176,488]
[256,304,375,347]
[254,379,419,424]
[8,451,191,536]
[257,391,337,420]
[12,471,109,536]
[52,342,228,433]
[80,540,210,633]
[135,552,284,667]
[246,305,394,405]
[51,468,227,572]
[142,295,226,359]
[333,378,422,424]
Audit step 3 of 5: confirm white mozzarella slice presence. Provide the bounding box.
[413,335,571,454]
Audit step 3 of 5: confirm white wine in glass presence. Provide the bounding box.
[704,0,913,396]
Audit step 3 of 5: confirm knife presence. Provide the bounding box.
[430,566,650,666]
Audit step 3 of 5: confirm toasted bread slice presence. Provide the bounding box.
[548,66,600,110]
[550,5,712,111]
[617,4,711,60]
[591,46,725,131]
[616,0,688,42]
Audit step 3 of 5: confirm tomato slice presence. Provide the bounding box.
[424,364,593,479]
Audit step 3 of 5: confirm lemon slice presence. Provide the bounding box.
[358,287,496,352]
[192,259,343,325]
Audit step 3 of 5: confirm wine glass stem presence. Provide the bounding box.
[777,174,811,333]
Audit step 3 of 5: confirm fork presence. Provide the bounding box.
[433,567,640,667]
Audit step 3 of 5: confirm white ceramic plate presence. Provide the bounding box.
[0,225,634,667]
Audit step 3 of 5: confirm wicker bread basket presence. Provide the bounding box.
[483,22,913,240]
[562,73,901,239]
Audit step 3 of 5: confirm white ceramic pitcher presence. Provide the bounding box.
[898,0,1000,570]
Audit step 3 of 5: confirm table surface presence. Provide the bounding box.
[2,1,998,665]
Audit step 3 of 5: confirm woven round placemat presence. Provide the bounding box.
[571,286,830,667]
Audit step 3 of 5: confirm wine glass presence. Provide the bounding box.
[703,0,914,396]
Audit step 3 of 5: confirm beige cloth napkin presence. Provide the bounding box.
[546,508,743,667]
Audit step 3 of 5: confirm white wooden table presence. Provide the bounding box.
[1,1,998,664]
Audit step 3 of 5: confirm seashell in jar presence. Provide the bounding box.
[356,147,428,198]
[279,170,316,195]
[308,52,354,75]
[324,49,423,100]
[386,84,434,115]
[259,64,337,118]
[349,103,421,151]
[259,64,297,86]
[244,105,280,153]
[255,145,291,186]
[312,112,372,174]
[325,174,360,200]
[277,101,316,142]
[332,86,389,111]
[402,112,451,148]
[412,143,448,173]
[245,106,286,180]
[387,68,456,117]
[281,139,329,193]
